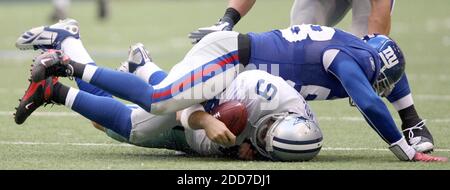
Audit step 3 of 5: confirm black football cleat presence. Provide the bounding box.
[402,120,434,153]
[31,49,73,82]
[14,77,58,125]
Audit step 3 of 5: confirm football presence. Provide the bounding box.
[210,100,248,136]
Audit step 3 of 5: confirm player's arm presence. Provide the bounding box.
[384,74,434,152]
[368,0,392,35]
[228,0,256,18]
[188,0,256,44]
[326,50,416,161]
[179,105,236,146]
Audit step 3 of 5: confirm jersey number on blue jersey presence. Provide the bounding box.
[280,25,335,43]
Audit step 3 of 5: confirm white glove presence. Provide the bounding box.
[188,20,234,44]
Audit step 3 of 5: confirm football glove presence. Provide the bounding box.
[188,20,234,44]
[413,152,447,162]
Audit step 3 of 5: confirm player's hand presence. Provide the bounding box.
[413,152,447,162]
[238,142,257,160]
[188,20,234,44]
[203,119,236,147]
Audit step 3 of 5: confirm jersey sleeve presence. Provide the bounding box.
[326,51,402,144]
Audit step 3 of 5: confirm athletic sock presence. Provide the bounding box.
[61,38,112,97]
[52,82,70,105]
[61,37,94,64]
[64,87,133,138]
[399,105,422,130]
[70,62,154,112]
[134,62,167,85]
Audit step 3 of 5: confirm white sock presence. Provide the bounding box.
[61,37,94,64]
[134,61,164,83]
[82,64,98,83]
[65,87,79,109]
[391,94,414,111]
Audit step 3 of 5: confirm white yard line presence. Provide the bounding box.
[0,141,132,147]
[415,94,450,101]
[0,140,448,152]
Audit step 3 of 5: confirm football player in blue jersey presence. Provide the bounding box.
[189,0,433,154]
[14,19,446,162]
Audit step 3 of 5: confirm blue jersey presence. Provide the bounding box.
[246,25,403,145]
[247,25,381,101]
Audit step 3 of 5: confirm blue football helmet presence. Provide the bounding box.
[363,34,406,97]
[251,112,323,161]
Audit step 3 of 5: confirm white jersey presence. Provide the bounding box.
[189,70,316,151]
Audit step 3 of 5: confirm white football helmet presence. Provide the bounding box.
[251,112,323,161]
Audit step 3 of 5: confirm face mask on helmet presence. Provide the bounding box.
[363,34,406,97]
[251,112,323,161]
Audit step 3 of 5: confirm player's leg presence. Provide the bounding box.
[97,0,110,20]
[52,82,133,138]
[14,76,129,138]
[290,0,351,26]
[104,124,196,154]
[61,36,113,98]
[117,43,167,85]
[350,0,371,37]
[351,0,395,37]
[56,82,188,144]
[51,0,70,21]
[126,107,178,145]
[15,19,112,98]
[386,75,434,152]
[99,106,196,153]
[34,31,242,114]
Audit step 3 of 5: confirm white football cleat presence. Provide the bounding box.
[16,18,80,50]
[117,43,153,73]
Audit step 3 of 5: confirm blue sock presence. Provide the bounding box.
[71,90,132,139]
[76,63,112,98]
[90,67,154,112]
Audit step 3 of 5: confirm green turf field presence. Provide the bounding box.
[0,0,449,169]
